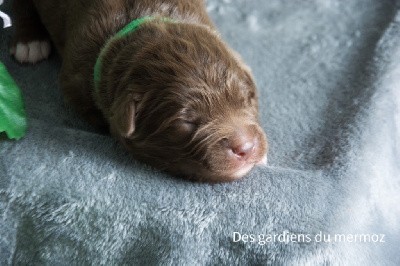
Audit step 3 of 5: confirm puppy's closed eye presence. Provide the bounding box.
[170,119,198,137]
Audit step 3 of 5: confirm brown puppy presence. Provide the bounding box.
[10,0,268,182]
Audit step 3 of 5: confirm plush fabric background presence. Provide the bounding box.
[1,0,399,264]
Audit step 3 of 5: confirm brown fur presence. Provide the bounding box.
[11,0,268,182]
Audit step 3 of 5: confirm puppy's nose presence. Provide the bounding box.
[222,133,257,161]
[231,141,255,159]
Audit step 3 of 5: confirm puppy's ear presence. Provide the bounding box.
[110,93,140,138]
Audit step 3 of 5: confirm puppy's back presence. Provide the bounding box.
[32,0,213,57]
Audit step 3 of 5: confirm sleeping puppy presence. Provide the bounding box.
[10,0,268,182]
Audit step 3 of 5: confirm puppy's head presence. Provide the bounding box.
[107,22,268,182]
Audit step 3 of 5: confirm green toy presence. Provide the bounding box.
[0,61,27,139]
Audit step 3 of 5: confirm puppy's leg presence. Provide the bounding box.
[10,0,51,64]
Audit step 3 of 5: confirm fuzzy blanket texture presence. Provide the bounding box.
[1,0,400,264]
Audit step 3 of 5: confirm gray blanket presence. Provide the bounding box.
[1,0,399,264]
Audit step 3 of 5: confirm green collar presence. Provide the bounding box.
[93,16,172,91]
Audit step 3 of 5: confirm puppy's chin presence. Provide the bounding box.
[188,163,258,183]
[208,154,268,182]
[227,155,268,180]
[171,147,267,182]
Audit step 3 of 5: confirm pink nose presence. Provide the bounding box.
[222,132,257,161]
[231,141,255,159]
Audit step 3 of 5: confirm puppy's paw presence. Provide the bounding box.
[10,40,51,64]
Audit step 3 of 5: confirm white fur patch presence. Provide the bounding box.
[10,41,51,64]
[0,10,12,28]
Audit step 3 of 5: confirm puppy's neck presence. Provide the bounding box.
[93,20,218,114]
[93,16,175,92]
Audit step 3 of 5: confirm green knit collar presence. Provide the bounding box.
[93,16,173,91]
